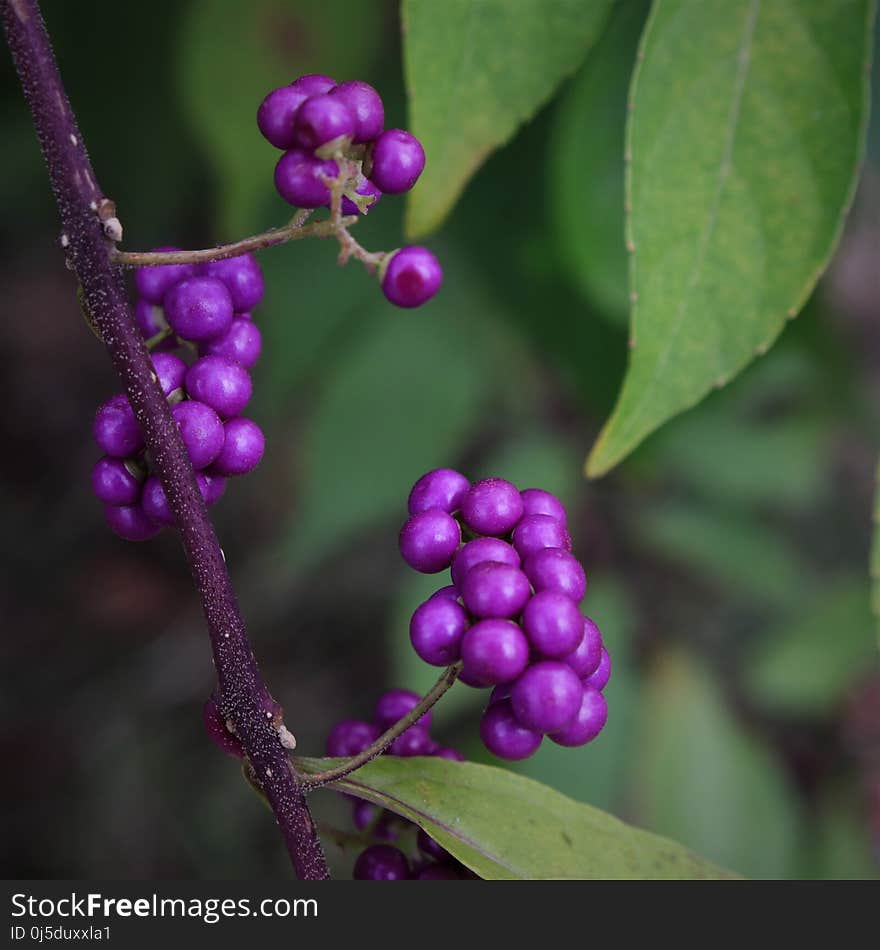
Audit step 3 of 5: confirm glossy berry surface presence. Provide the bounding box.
[460,477,524,536]
[408,468,470,515]
[369,129,425,194]
[171,400,225,470]
[201,253,264,312]
[583,646,612,692]
[480,700,542,761]
[523,548,587,603]
[274,149,338,208]
[519,488,567,527]
[353,845,410,881]
[512,514,571,559]
[548,688,607,747]
[450,537,520,588]
[210,417,265,476]
[398,508,461,573]
[409,596,469,666]
[562,616,603,678]
[330,80,384,143]
[93,394,144,458]
[90,457,141,506]
[256,74,337,150]
[510,661,583,734]
[103,502,159,542]
[460,619,529,686]
[134,247,196,305]
[163,276,233,343]
[293,93,356,149]
[185,356,253,419]
[200,318,262,369]
[150,352,187,396]
[325,720,381,757]
[381,246,442,308]
[521,590,584,658]
[375,689,433,732]
[459,561,531,620]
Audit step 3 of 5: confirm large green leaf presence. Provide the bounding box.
[402,0,615,238]
[587,0,876,476]
[298,756,738,879]
[871,460,880,643]
[549,0,651,324]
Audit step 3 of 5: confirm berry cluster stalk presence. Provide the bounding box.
[2,0,330,881]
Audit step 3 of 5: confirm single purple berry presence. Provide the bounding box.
[408,468,470,516]
[410,597,469,666]
[185,355,253,419]
[416,863,462,880]
[257,74,337,150]
[510,661,583,734]
[201,253,264,312]
[548,688,607,747]
[523,548,587,603]
[274,148,339,208]
[450,537,520,588]
[104,502,160,542]
[202,697,244,758]
[351,799,379,831]
[200,318,262,369]
[583,647,611,691]
[151,351,187,396]
[210,417,265,476]
[480,700,542,761]
[521,590,584,659]
[369,129,425,194]
[381,246,442,308]
[163,276,233,343]
[171,400,225,470]
[341,177,381,216]
[428,585,461,603]
[134,247,196,305]
[519,488,568,527]
[326,720,381,757]
[399,508,461,573]
[93,394,144,458]
[417,828,449,862]
[460,562,531,621]
[512,514,571,560]
[460,477,524,537]
[91,457,142,507]
[353,844,410,881]
[330,80,384,143]
[389,724,435,757]
[562,616,603,678]
[293,93,356,149]
[460,618,529,686]
[200,471,227,508]
[433,746,465,761]
[375,689,432,732]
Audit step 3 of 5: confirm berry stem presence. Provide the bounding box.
[3,0,330,881]
[299,662,462,788]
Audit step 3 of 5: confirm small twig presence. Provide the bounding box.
[300,662,462,789]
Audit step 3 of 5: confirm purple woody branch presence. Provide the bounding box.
[2,0,329,880]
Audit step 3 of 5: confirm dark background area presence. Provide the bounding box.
[1,0,878,879]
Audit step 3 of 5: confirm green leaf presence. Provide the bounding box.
[297,756,738,879]
[402,0,616,238]
[872,460,880,644]
[178,0,382,235]
[744,580,878,715]
[587,0,877,476]
[549,0,651,324]
[634,651,800,878]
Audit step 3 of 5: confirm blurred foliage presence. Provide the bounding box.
[1,0,878,880]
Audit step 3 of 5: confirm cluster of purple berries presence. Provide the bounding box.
[91,253,266,541]
[326,690,472,880]
[399,470,611,761]
[257,73,441,309]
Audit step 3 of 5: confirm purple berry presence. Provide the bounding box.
[523,548,587,603]
[408,468,470,515]
[521,590,584,659]
[480,699,542,760]
[326,720,381,757]
[200,318,262,369]
[433,746,465,761]
[416,863,462,880]
[399,508,461,573]
[151,352,187,396]
[369,129,425,194]
[353,845,410,880]
[185,355,253,419]
[562,616,603,678]
[210,417,265,476]
[510,661,583,734]
[460,478,524,537]
[519,488,567,527]
[381,246,442,308]
[171,400,225,470]
[141,472,217,526]
[583,646,611,691]
[460,618,529,686]
[103,502,160,542]
[91,457,141,506]
[329,80,384,143]
[202,697,244,758]
[341,177,382,216]
[389,724,435,757]
[512,514,571,560]
[451,537,520,588]
[201,254,264,312]
[460,561,531,620]
[274,148,339,208]
[292,74,338,96]
[410,596,469,666]
[134,247,196,305]
[257,74,337,150]
[375,689,432,732]
[417,828,449,861]
[428,585,461,603]
[351,799,379,831]
[93,394,144,458]
[200,471,227,508]
[293,93,356,149]
[164,276,233,343]
[548,688,607,747]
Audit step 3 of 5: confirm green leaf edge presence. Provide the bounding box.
[297,756,742,880]
[586,0,879,478]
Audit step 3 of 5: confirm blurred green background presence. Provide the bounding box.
[1,0,878,879]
